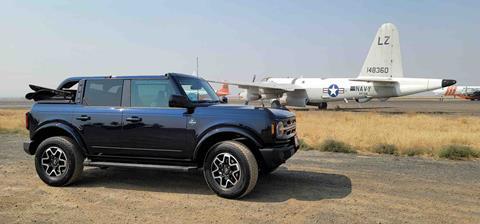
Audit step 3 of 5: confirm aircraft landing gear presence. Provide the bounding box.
[318,102,328,110]
[271,100,281,108]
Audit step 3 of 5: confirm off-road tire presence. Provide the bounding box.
[35,136,84,186]
[203,140,258,199]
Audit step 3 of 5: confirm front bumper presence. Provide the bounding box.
[259,136,299,169]
[23,141,34,155]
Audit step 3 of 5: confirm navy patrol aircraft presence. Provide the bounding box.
[209,23,456,109]
[433,86,480,101]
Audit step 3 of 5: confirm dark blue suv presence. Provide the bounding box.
[24,73,299,198]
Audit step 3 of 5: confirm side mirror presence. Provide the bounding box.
[221,96,228,104]
[169,95,194,109]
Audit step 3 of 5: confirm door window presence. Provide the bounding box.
[131,79,178,107]
[83,80,123,106]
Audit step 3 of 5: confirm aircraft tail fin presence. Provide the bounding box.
[359,23,403,78]
[216,83,229,96]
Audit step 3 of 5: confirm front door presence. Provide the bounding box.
[120,79,189,159]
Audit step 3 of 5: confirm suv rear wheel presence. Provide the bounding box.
[203,141,258,199]
[35,136,84,186]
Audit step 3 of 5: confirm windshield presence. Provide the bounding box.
[176,76,220,103]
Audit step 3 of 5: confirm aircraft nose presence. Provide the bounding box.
[441,79,456,87]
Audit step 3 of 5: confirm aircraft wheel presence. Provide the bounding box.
[318,102,328,110]
[271,100,281,108]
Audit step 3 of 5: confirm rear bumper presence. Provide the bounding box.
[259,137,299,169]
[23,141,34,155]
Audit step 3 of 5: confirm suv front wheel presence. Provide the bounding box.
[34,136,84,186]
[203,141,258,199]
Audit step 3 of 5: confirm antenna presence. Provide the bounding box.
[196,56,199,77]
[195,56,199,101]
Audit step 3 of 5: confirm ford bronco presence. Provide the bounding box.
[24,73,298,198]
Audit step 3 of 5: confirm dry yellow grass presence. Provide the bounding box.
[1,108,479,157]
[295,111,480,155]
[0,109,28,135]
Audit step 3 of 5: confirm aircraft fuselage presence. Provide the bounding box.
[261,77,447,106]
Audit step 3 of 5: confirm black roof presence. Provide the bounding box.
[57,73,199,89]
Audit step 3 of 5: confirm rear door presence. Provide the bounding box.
[120,79,189,159]
[72,79,124,155]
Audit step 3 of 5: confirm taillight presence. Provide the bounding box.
[25,113,29,130]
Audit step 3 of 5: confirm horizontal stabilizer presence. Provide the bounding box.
[350,77,398,83]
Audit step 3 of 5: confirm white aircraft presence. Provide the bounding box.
[209,23,456,109]
[433,86,480,101]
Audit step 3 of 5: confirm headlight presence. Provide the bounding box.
[276,121,285,138]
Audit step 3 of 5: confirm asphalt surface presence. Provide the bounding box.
[229,98,480,116]
[0,99,31,109]
[325,98,480,116]
[2,97,480,116]
[1,134,479,223]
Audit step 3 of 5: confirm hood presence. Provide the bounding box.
[267,108,295,120]
[207,104,258,110]
[206,104,294,119]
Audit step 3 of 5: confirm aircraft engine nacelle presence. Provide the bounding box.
[240,89,261,101]
[355,98,372,103]
[248,93,261,101]
[285,90,308,107]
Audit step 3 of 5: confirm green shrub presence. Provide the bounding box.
[318,139,356,153]
[402,147,427,157]
[438,145,479,160]
[373,143,398,155]
[298,138,313,151]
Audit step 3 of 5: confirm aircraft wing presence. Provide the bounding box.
[350,77,398,83]
[208,80,303,91]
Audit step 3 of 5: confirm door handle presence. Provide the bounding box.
[126,116,142,122]
[76,115,91,121]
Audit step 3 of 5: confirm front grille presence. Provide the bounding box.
[283,117,296,138]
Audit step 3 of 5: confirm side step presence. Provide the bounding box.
[84,160,198,172]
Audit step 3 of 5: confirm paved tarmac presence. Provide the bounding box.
[230,97,480,116]
[2,97,479,116]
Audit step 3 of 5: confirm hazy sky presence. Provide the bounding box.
[1,0,479,97]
